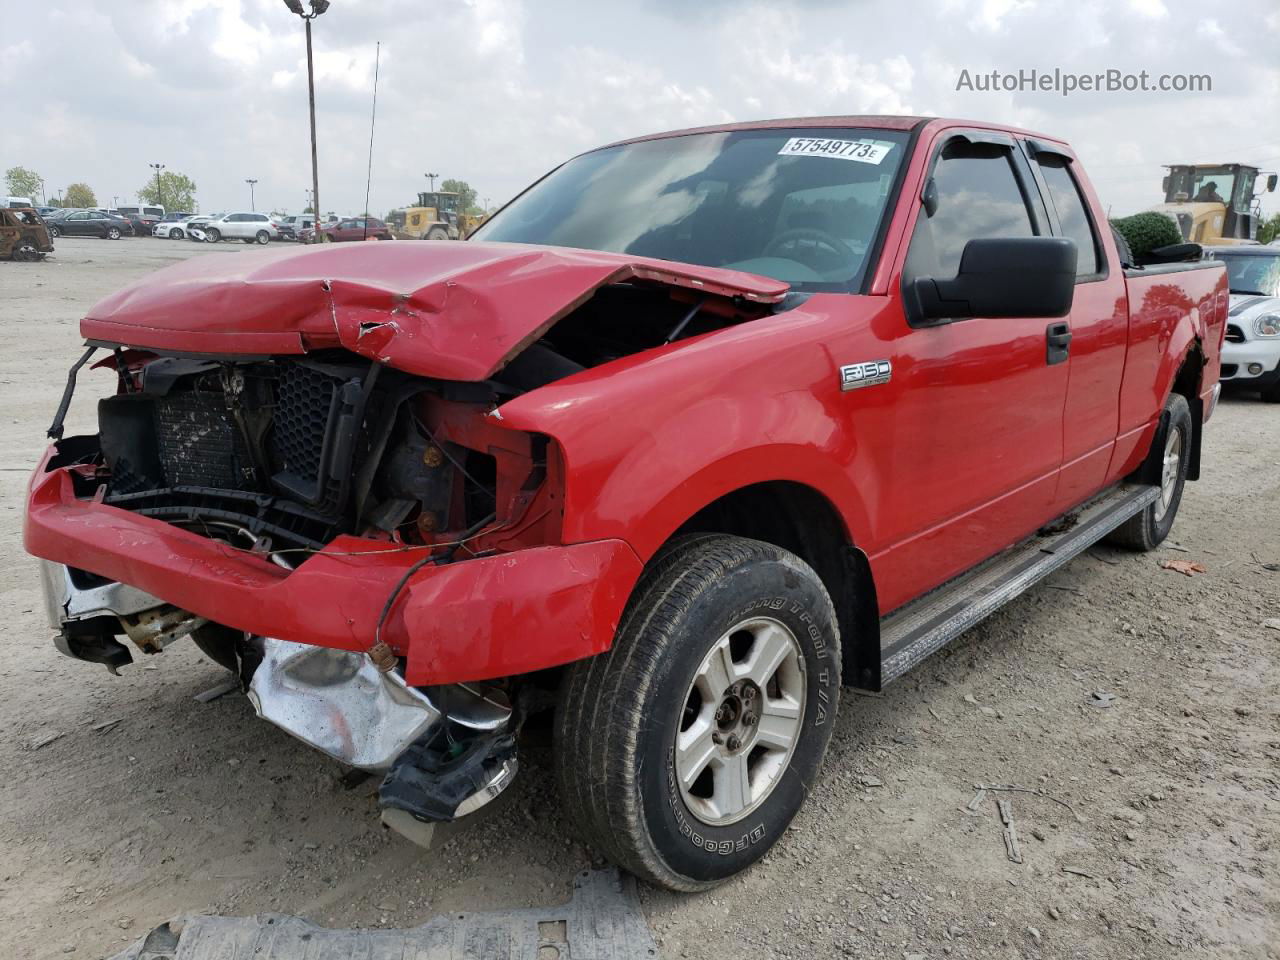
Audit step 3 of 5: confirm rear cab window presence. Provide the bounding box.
[1033,154,1104,279]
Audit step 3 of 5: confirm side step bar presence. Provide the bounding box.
[879,483,1159,684]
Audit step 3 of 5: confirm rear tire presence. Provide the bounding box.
[48,225,61,238]
[206,228,221,242]
[1106,392,1192,551]
[106,227,121,240]
[255,230,270,244]
[554,534,841,891]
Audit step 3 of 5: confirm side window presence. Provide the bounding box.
[253,214,268,222]
[906,141,1037,281]
[1036,156,1101,277]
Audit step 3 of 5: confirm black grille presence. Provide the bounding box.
[1225,324,1245,343]
[155,389,252,489]
[271,364,338,481]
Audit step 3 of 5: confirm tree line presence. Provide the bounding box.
[5,165,197,211]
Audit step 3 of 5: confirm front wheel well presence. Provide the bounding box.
[670,481,880,690]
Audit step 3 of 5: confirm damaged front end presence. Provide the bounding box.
[26,240,786,840]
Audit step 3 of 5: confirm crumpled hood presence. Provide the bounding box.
[81,240,789,381]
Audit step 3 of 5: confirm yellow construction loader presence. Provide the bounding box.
[388,191,486,241]
[1149,163,1277,245]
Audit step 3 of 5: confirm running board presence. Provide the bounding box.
[879,483,1159,684]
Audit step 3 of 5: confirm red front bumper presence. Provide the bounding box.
[25,448,643,685]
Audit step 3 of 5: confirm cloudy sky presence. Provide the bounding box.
[4,0,1278,218]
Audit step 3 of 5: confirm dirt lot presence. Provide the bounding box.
[1,238,1277,960]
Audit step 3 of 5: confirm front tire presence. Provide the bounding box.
[555,534,841,891]
[1107,392,1192,550]
[169,228,183,239]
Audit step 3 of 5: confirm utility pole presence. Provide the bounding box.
[149,163,165,210]
[425,172,438,193]
[246,178,258,211]
[283,1,330,241]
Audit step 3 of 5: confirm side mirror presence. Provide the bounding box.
[906,237,1077,324]
[1162,175,1171,193]
[1267,174,1278,193]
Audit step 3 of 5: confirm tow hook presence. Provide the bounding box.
[378,727,519,849]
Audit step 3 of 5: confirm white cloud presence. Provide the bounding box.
[2,0,1275,221]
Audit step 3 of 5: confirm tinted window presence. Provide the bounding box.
[1037,156,1100,277]
[473,127,912,291]
[906,142,1036,280]
[252,214,268,222]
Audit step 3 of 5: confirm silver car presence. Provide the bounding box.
[200,211,279,244]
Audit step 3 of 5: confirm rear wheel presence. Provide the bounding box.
[106,226,121,240]
[255,230,270,244]
[14,240,40,261]
[1107,392,1192,551]
[425,226,449,241]
[555,534,841,891]
[48,225,61,238]
[206,227,221,242]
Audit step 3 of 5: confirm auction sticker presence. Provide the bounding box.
[778,137,893,164]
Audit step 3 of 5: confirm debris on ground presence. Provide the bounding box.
[107,868,655,960]
[1090,691,1118,708]
[1158,559,1207,576]
[29,730,65,750]
[998,798,1023,864]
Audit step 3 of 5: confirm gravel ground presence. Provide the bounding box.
[1,238,1277,960]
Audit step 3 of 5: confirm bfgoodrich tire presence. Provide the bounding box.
[1107,392,1192,551]
[555,534,841,891]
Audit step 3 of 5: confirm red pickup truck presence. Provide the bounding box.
[27,115,1226,891]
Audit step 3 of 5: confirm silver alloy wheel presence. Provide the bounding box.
[107,227,120,239]
[1154,425,1183,522]
[675,616,806,826]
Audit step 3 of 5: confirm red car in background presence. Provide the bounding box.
[299,216,392,242]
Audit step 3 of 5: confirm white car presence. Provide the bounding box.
[1212,246,1280,402]
[153,215,197,239]
[200,211,279,244]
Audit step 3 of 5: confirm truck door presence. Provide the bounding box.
[870,133,1070,610]
[1021,143,1128,510]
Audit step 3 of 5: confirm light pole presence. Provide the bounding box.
[149,163,165,210]
[283,0,330,242]
[38,177,46,205]
[425,172,438,193]
[245,178,258,211]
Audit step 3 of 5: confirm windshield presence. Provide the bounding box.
[473,128,912,291]
[1212,251,1280,296]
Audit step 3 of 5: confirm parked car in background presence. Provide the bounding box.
[116,204,165,219]
[35,206,62,218]
[123,213,159,236]
[46,209,132,239]
[5,196,35,208]
[0,207,54,260]
[275,214,314,241]
[153,214,196,239]
[200,211,278,244]
[1211,245,1280,401]
[183,215,221,241]
[299,216,392,243]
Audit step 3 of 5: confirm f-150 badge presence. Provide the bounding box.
[840,360,892,391]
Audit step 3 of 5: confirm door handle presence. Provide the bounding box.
[1045,322,1072,365]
